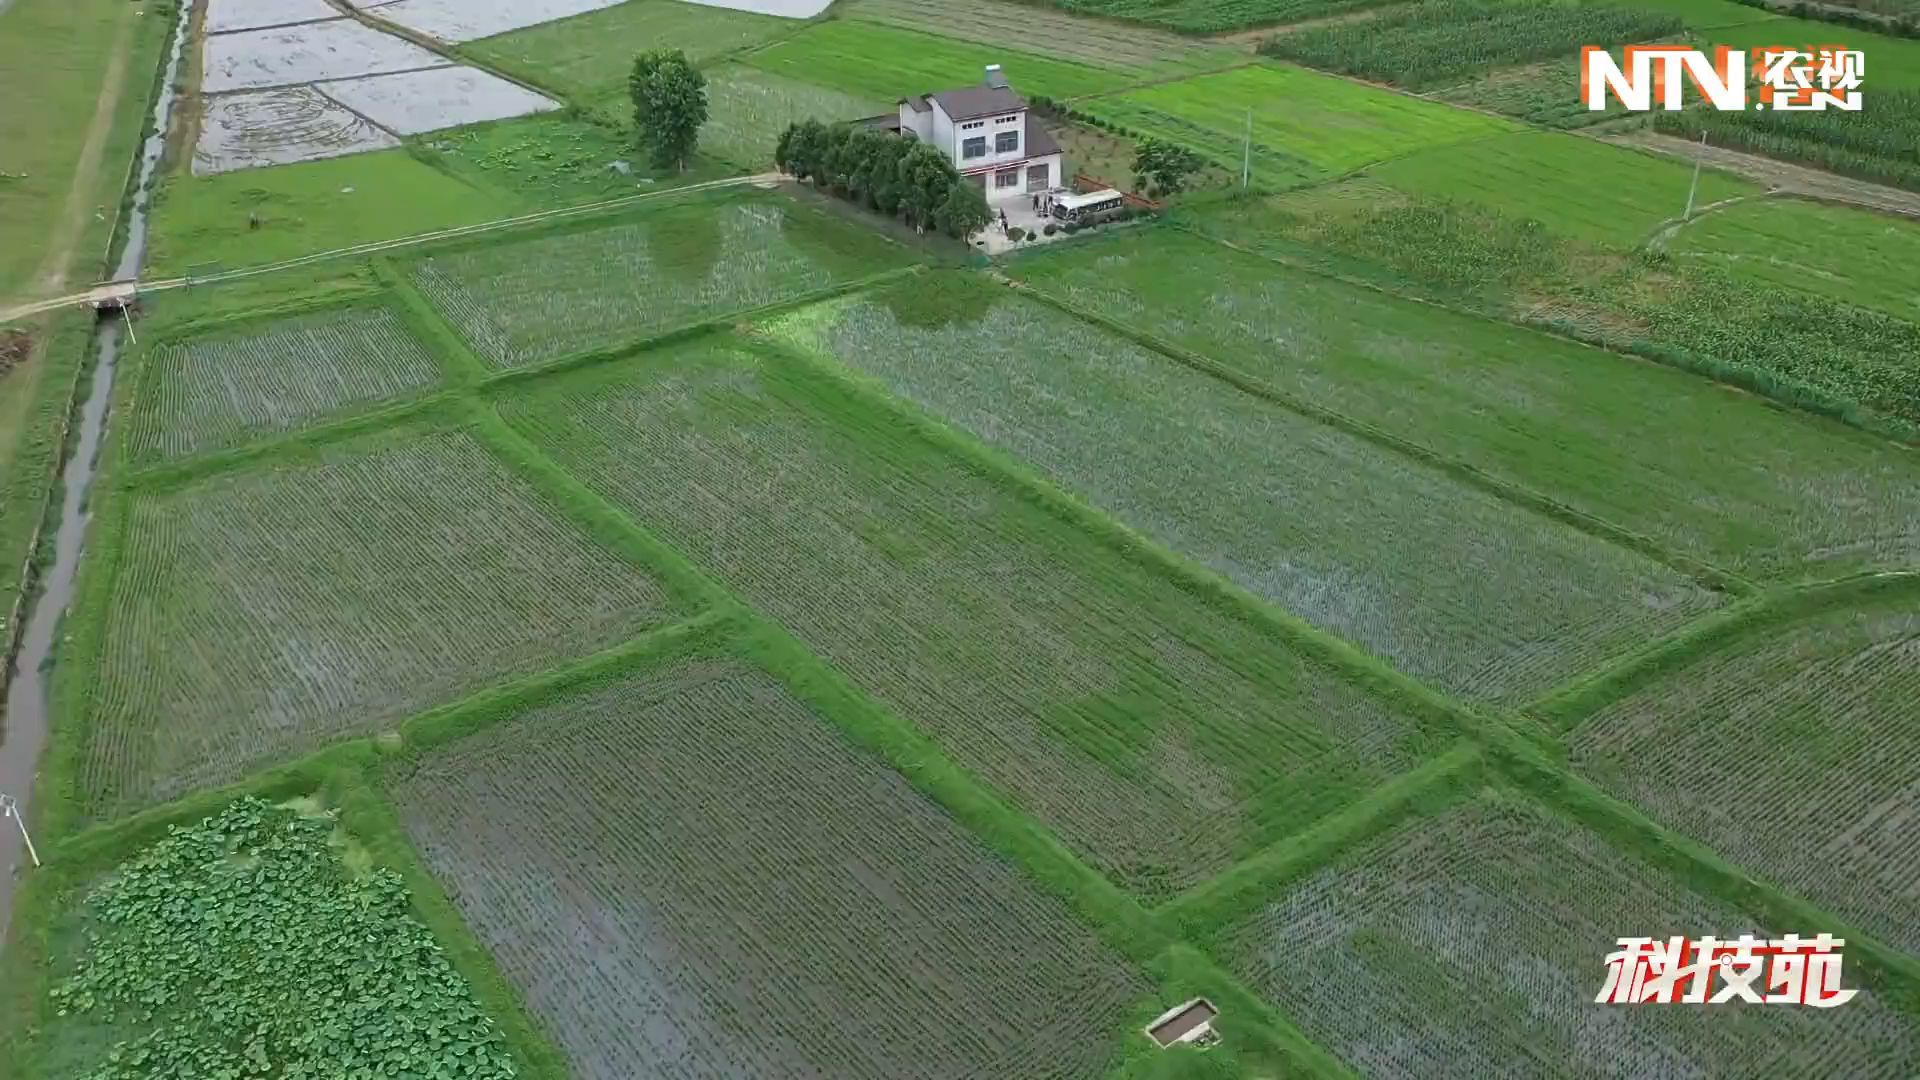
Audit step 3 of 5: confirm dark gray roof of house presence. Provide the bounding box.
[1024,113,1060,157]
[899,94,930,112]
[929,84,1024,121]
[857,113,902,131]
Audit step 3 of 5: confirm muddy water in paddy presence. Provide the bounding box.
[0,0,189,938]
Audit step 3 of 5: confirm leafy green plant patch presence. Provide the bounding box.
[50,798,516,1080]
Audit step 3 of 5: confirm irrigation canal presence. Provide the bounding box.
[0,0,190,938]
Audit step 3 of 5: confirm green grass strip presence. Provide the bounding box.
[117,391,463,493]
[374,255,494,385]
[1527,570,1920,730]
[1009,264,1755,598]
[1159,746,1482,941]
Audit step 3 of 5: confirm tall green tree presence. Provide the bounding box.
[1131,137,1204,199]
[934,182,990,239]
[629,49,708,172]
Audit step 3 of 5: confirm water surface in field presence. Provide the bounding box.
[0,0,189,937]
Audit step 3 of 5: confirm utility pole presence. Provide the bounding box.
[1241,107,1252,191]
[0,793,39,868]
[1683,130,1707,220]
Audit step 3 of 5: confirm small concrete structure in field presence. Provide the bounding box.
[860,64,1065,204]
[1144,998,1220,1049]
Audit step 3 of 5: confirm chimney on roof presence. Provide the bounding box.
[984,64,1007,89]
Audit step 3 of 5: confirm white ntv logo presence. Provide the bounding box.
[1580,45,1864,112]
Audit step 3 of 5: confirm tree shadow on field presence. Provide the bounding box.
[877,274,998,331]
[647,206,723,283]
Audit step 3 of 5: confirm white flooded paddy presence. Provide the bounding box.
[190,3,576,174]
[203,0,339,34]
[357,0,628,42]
[320,67,559,135]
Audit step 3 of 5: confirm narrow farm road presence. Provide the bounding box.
[24,4,134,300]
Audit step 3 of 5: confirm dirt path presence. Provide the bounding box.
[27,7,134,299]
[1606,131,1920,219]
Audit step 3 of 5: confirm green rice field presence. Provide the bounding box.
[700,65,887,170]
[1364,130,1758,247]
[499,339,1445,898]
[1085,63,1514,187]
[1015,230,1920,582]
[409,195,907,368]
[1221,791,1920,1077]
[128,305,443,463]
[766,281,1719,705]
[81,429,681,820]
[1572,595,1920,955]
[742,20,1129,103]
[842,0,1238,77]
[1669,199,1920,321]
[464,0,793,103]
[391,656,1145,1079]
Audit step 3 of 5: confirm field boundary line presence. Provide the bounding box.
[1524,570,1920,731]
[1007,270,1757,597]
[746,333,1493,742]
[117,390,462,493]
[1151,945,1364,1079]
[372,257,494,385]
[1492,759,1920,1013]
[1159,745,1483,938]
[474,266,924,392]
[388,609,739,761]
[462,395,1173,964]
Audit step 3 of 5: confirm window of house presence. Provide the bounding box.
[995,168,1020,188]
[961,120,985,130]
[962,136,986,159]
[994,114,1019,124]
[1026,163,1049,191]
[994,130,1019,153]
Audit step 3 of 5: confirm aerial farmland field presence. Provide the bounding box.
[1016,230,1920,581]
[465,0,794,101]
[742,20,1132,102]
[766,280,1719,704]
[1360,131,1757,247]
[127,304,445,462]
[79,427,683,820]
[498,339,1450,896]
[408,193,910,368]
[1570,589,1920,955]
[391,655,1146,1079]
[1668,198,1920,320]
[8,0,1920,1075]
[1085,63,1513,186]
[1218,791,1920,1077]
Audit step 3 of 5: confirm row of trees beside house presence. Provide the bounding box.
[774,119,993,238]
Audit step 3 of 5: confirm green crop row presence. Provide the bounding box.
[1259,0,1684,90]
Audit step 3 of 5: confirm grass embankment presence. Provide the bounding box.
[0,0,171,674]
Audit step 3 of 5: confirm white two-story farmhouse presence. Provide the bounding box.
[863,64,1064,203]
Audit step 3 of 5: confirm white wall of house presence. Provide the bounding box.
[969,152,1063,203]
